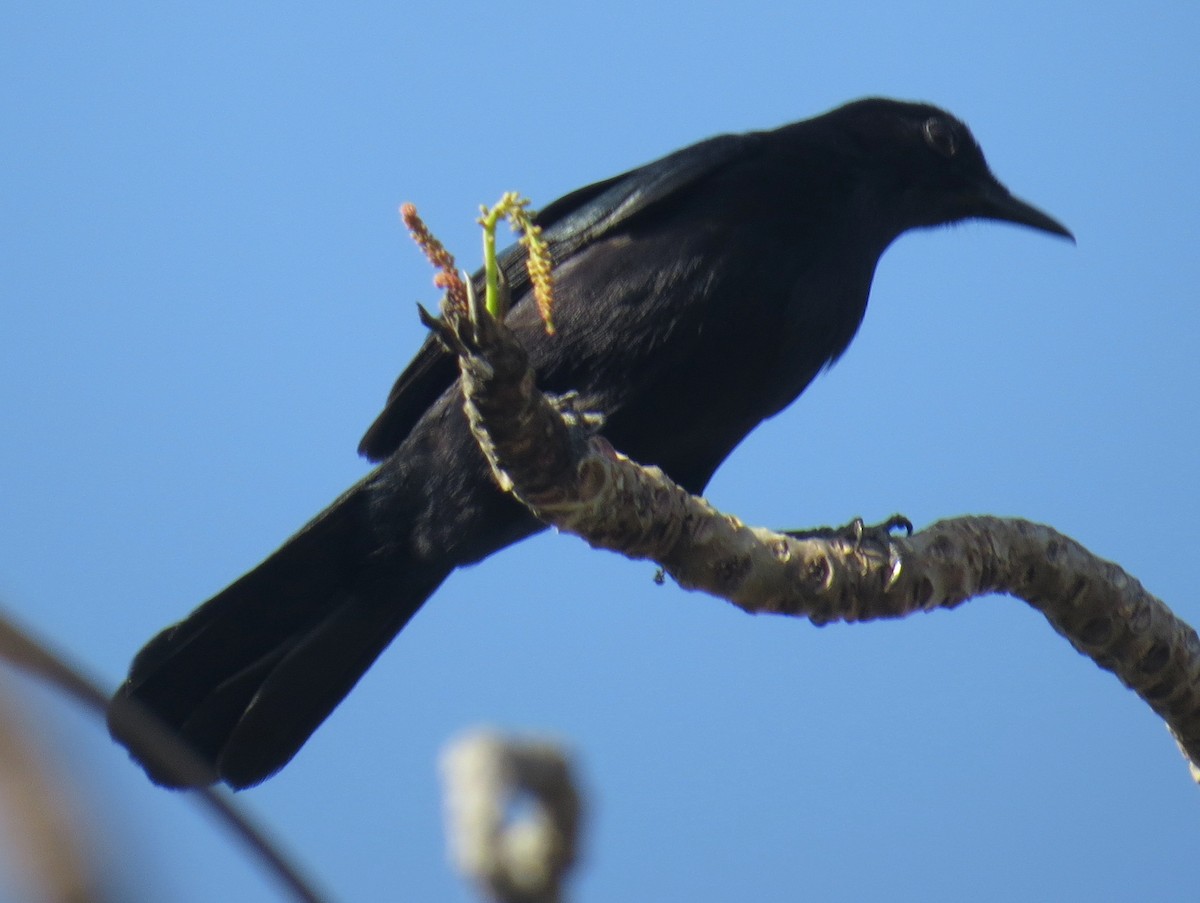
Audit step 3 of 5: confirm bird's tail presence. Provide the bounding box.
[107,479,448,789]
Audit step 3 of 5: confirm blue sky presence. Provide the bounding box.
[1,2,1197,901]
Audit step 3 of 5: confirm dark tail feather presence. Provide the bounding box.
[107,482,447,789]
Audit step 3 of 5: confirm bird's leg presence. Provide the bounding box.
[781,514,913,550]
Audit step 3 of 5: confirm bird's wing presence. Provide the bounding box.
[357,132,758,462]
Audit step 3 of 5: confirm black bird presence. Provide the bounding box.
[108,98,1072,788]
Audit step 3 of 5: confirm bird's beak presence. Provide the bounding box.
[971,178,1074,241]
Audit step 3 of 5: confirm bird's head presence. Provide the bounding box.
[826,98,1073,242]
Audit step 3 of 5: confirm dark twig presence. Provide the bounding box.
[0,607,332,903]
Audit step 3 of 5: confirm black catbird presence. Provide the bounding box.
[109,98,1072,788]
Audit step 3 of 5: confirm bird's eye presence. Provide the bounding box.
[922,117,957,158]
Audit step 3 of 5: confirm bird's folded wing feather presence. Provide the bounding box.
[357,132,760,462]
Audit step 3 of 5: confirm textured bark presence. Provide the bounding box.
[428,287,1200,783]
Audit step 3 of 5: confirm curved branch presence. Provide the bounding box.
[427,285,1200,782]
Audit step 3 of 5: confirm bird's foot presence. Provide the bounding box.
[782,514,913,549]
[546,391,606,434]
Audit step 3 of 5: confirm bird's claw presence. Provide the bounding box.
[782,513,912,549]
[546,391,606,434]
[873,514,914,537]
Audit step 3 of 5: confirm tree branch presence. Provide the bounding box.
[441,730,582,903]
[0,608,331,903]
[426,280,1200,783]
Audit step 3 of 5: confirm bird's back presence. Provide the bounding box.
[500,128,882,492]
